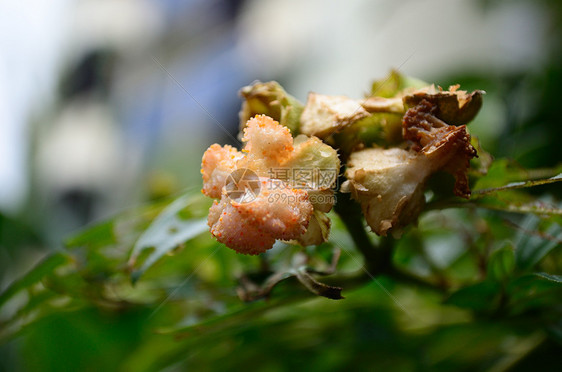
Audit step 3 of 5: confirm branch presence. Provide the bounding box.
[334,192,392,275]
[335,191,447,292]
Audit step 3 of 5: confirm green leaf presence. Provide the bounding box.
[428,159,562,217]
[155,301,272,337]
[128,194,211,283]
[445,280,501,312]
[514,215,562,270]
[534,272,562,283]
[473,173,562,196]
[487,243,515,282]
[65,220,116,249]
[444,191,562,216]
[507,273,562,314]
[472,159,562,192]
[0,252,74,342]
[369,70,426,98]
[0,252,69,308]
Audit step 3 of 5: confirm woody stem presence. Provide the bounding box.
[334,192,393,275]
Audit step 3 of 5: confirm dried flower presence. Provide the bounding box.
[342,99,478,237]
[204,73,482,247]
[403,84,484,126]
[403,99,478,198]
[300,93,369,138]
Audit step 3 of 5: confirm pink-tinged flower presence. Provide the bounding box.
[207,178,312,255]
[201,115,339,255]
[201,144,244,198]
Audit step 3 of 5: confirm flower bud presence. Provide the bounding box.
[239,81,304,134]
[369,69,427,98]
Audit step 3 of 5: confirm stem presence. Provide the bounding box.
[387,267,448,292]
[334,191,446,292]
[334,192,392,275]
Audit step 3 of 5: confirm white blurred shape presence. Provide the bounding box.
[238,0,548,98]
[69,0,163,56]
[0,0,70,213]
[37,101,122,192]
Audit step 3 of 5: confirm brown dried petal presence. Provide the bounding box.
[403,84,484,125]
[403,100,477,198]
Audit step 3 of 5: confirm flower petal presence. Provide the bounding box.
[208,196,276,255]
[201,144,243,198]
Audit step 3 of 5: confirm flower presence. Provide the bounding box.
[201,115,340,254]
[342,99,477,237]
[204,76,481,246]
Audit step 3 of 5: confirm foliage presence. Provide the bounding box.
[1,75,562,371]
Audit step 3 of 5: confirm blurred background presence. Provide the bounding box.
[1,0,561,370]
